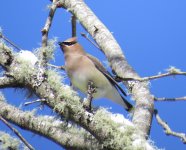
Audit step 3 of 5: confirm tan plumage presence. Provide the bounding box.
[58,37,132,111]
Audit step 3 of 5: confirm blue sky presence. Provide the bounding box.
[0,0,186,149]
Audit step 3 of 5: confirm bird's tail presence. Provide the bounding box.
[107,88,133,111]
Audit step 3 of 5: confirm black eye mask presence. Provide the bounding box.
[61,41,77,46]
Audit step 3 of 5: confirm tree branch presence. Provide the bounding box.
[24,99,46,106]
[115,70,186,82]
[81,32,100,50]
[0,76,21,88]
[41,0,58,47]
[140,71,186,81]
[47,63,65,70]
[0,115,35,150]
[71,15,77,37]
[154,110,186,144]
[0,33,21,50]
[0,42,14,70]
[154,96,186,101]
[0,99,100,149]
[41,0,59,68]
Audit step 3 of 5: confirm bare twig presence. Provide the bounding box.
[40,1,60,69]
[71,15,76,37]
[116,71,186,82]
[0,115,35,150]
[47,63,65,70]
[0,33,21,50]
[154,96,186,101]
[80,32,101,50]
[41,1,58,47]
[24,99,46,106]
[139,71,186,81]
[154,110,186,144]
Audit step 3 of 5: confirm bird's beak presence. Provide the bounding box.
[58,42,65,52]
[58,42,64,46]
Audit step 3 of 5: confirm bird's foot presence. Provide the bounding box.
[87,80,97,95]
[83,81,97,111]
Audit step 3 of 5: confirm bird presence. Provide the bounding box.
[58,37,132,111]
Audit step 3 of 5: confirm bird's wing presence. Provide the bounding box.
[86,54,127,96]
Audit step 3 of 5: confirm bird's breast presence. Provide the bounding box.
[65,54,112,98]
[70,71,88,92]
[70,69,112,98]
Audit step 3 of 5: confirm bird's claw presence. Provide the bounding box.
[87,81,97,95]
[83,81,97,111]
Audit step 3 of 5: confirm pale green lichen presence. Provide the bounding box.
[13,60,36,83]
[46,69,64,90]
[0,42,13,65]
[12,51,38,83]
[0,132,29,150]
[93,108,159,150]
[93,108,134,149]
[24,109,37,119]
[34,38,57,62]
[166,66,181,74]
[46,69,80,105]
[0,131,20,150]
[46,69,82,115]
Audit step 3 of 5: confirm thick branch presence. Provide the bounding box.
[0,100,100,149]
[154,110,186,144]
[0,76,21,88]
[59,0,154,139]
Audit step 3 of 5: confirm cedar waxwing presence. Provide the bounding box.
[58,37,132,111]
